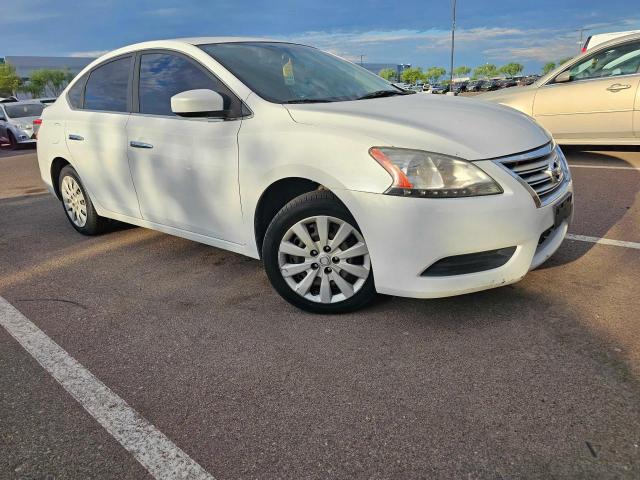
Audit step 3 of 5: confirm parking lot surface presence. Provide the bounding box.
[1,145,639,479]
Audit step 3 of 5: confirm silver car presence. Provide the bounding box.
[0,101,44,148]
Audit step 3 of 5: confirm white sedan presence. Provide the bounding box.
[37,37,573,313]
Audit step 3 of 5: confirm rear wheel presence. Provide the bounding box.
[58,165,109,235]
[263,190,376,313]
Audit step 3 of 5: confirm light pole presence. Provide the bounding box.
[448,0,457,94]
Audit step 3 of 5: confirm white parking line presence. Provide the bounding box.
[569,164,640,171]
[0,296,214,480]
[566,234,640,250]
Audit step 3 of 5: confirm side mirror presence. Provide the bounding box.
[554,70,571,84]
[171,89,225,117]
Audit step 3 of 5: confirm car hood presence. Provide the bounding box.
[284,94,550,161]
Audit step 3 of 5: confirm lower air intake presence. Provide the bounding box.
[421,247,517,277]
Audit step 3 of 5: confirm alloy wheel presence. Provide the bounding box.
[61,175,88,228]
[278,215,371,304]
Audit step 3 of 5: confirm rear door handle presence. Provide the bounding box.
[68,134,84,141]
[606,83,631,92]
[129,141,153,149]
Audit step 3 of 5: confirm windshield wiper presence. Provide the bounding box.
[356,90,413,100]
[285,98,334,104]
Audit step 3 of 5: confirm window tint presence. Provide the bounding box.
[567,41,640,81]
[84,57,131,112]
[67,74,86,109]
[138,53,233,116]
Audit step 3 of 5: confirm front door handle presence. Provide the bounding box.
[68,134,84,141]
[606,83,631,92]
[129,141,153,149]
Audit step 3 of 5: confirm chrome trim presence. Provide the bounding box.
[489,142,553,163]
[494,143,570,208]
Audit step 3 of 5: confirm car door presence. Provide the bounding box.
[126,50,245,244]
[64,55,141,218]
[533,40,640,140]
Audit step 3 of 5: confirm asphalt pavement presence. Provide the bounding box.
[1,145,639,479]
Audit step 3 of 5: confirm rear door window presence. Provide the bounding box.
[67,73,87,109]
[84,57,132,112]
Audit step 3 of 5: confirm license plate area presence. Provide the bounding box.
[554,193,573,228]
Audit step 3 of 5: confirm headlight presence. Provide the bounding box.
[16,123,32,131]
[369,147,503,198]
[554,144,571,181]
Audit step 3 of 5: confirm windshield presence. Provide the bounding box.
[4,103,44,119]
[199,42,404,103]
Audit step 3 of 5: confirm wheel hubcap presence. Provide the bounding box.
[278,215,371,304]
[61,175,88,227]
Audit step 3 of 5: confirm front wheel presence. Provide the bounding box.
[7,131,17,149]
[263,190,376,313]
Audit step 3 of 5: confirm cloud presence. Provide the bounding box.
[69,50,109,58]
[285,20,639,65]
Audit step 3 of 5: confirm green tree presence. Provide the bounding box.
[424,66,447,84]
[378,68,396,81]
[499,62,524,77]
[453,65,471,77]
[400,67,425,85]
[24,68,75,97]
[474,63,498,79]
[542,62,556,75]
[0,63,21,97]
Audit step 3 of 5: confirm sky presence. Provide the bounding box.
[2,0,639,74]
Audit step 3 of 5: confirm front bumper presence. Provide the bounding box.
[335,160,573,299]
[14,129,36,144]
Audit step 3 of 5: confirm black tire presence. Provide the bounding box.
[262,190,377,314]
[58,165,110,235]
[7,130,17,149]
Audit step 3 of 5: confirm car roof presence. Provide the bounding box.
[593,31,640,50]
[171,36,279,45]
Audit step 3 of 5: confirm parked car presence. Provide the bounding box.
[466,80,484,92]
[36,97,57,106]
[0,100,44,148]
[450,82,468,94]
[582,29,640,52]
[497,78,517,89]
[518,75,539,86]
[37,38,572,313]
[480,32,640,145]
[428,84,449,94]
[479,79,500,91]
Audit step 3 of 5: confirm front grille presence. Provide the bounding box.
[495,143,568,207]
